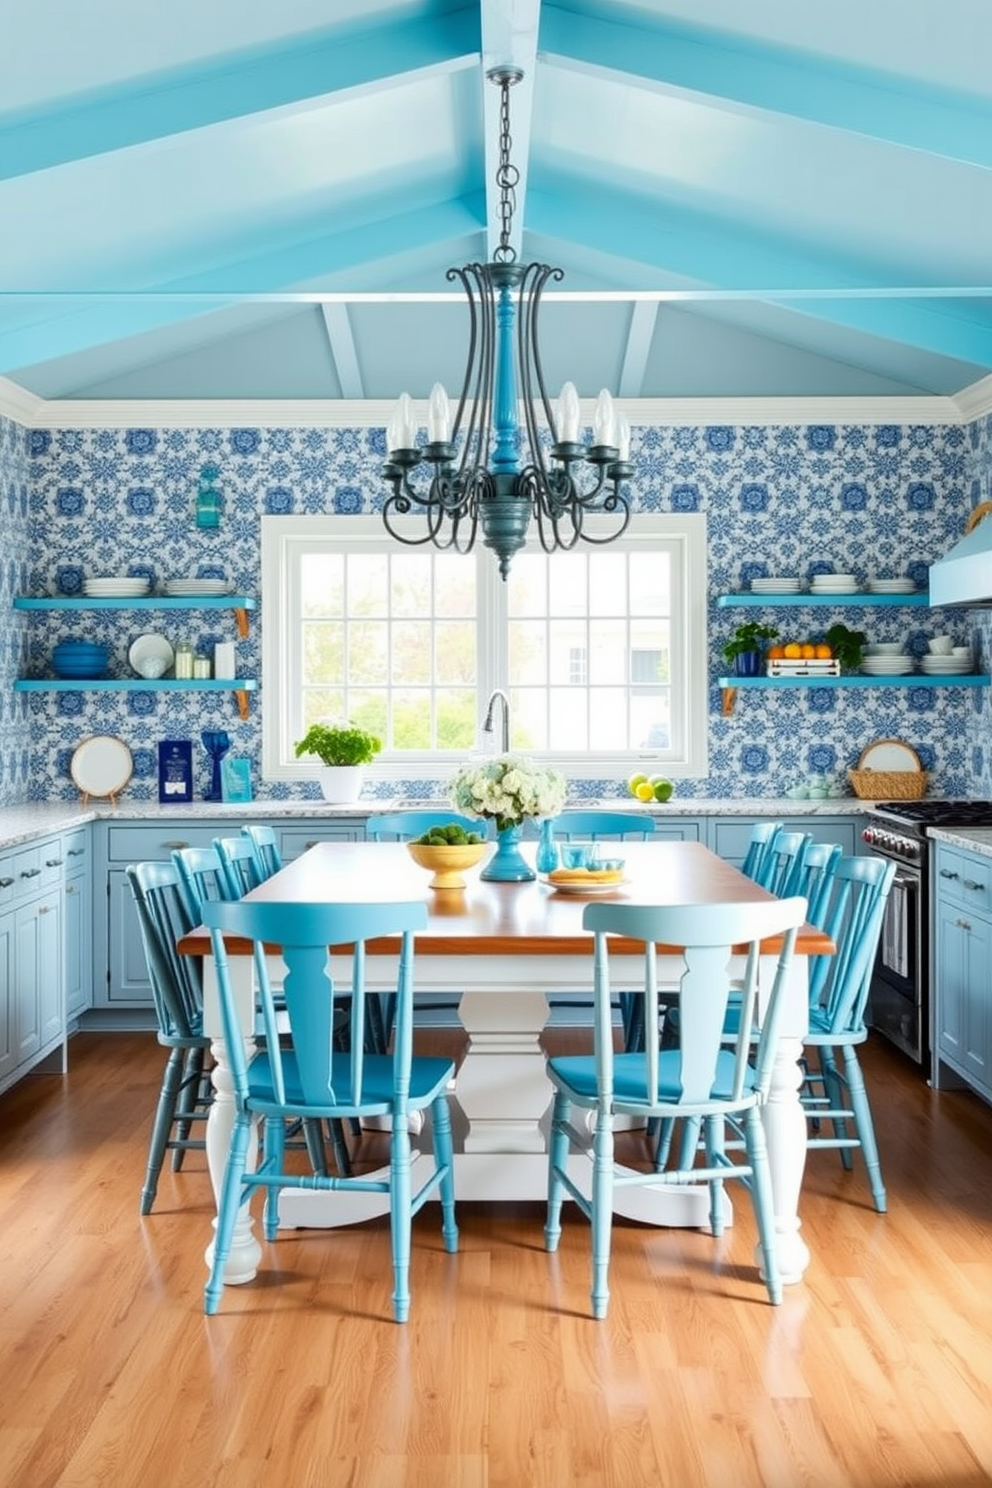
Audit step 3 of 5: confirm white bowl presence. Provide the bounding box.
[952,646,972,658]
[866,643,904,655]
[928,635,953,655]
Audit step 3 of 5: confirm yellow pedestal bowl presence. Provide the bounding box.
[406,840,489,890]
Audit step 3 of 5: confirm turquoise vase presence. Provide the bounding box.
[481,823,535,882]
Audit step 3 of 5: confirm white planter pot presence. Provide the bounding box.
[316,766,366,803]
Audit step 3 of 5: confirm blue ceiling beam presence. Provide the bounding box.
[540,4,992,168]
[774,296,992,368]
[0,299,235,371]
[525,178,988,294]
[0,6,480,181]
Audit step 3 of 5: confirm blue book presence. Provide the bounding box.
[158,740,193,804]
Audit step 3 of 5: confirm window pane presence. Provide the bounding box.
[436,620,476,685]
[304,687,344,728]
[548,687,587,748]
[391,553,432,617]
[302,553,343,616]
[391,690,432,749]
[434,552,476,618]
[589,552,627,616]
[589,620,626,684]
[631,550,669,614]
[548,552,587,616]
[348,621,388,685]
[589,687,629,749]
[392,620,432,685]
[348,553,388,616]
[303,620,344,684]
[509,620,547,684]
[508,554,546,616]
[513,689,547,751]
[436,689,477,750]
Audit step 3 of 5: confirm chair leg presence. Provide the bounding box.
[325,1119,352,1177]
[842,1047,887,1213]
[544,1090,571,1253]
[301,1118,329,1177]
[171,1047,206,1167]
[703,1115,727,1238]
[590,1108,615,1320]
[204,1115,252,1315]
[141,1049,185,1214]
[743,1107,782,1305]
[262,1117,286,1241]
[819,1046,854,1169]
[389,1107,413,1323]
[431,1095,459,1253]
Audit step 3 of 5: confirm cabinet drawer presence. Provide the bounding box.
[10,842,64,896]
[63,829,90,875]
[106,824,223,863]
[278,823,365,861]
[934,847,992,915]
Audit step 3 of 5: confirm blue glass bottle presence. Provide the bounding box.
[536,818,559,873]
[196,464,222,529]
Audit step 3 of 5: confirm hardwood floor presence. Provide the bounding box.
[1,1030,991,1488]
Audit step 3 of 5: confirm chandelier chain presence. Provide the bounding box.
[494,77,519,265]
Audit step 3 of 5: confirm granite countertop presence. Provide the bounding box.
[0,794,868,853]
[928,826,992,858]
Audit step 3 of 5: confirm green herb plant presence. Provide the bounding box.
[293,723,382,767]
[824,622,867,671]
[721,621,780,665]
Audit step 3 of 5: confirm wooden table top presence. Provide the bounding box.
[176,839,834,959]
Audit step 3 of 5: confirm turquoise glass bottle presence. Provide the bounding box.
[536,818,559,874]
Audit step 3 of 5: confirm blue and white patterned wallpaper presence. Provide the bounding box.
[0,413,32,805]
[1,412,990,805]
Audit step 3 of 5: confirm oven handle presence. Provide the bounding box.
[892,873,919,891]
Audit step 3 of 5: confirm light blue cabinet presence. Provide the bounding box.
[708,814,861,867]
[933,842,992,1104]
[63,829,91,1021]
[0,833,67,1097]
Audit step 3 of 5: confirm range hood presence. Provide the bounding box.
[929,502,992,607]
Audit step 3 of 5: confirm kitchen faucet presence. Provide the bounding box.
[483,689,510,754]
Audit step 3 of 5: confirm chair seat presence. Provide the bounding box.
[246,1049,455,1114]
[805,1009,868,1044]
[548,1049,757,1107]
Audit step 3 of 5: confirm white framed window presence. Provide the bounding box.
[261,514,708,783]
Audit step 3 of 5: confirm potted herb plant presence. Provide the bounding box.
[722,621,780,677]
[824,622,867,673]
[294,722,383,802]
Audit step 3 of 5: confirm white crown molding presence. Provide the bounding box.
[9,391,966,430]
[0,376,45,425]
[953,373,992,423]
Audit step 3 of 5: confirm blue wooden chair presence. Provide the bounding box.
[200,897,459,1321]
[171,844,232,923]
[241,823,283,880]
[214,834,265,898]
[366,811,484,842]
[801,854,897,1213]
[544,894,808,1319]
[754,829,811,897]
[550,811,658,1048]
[125,860,212,1214]
[739,821,783,881]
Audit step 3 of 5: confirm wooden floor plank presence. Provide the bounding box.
[2,1032,992,1487]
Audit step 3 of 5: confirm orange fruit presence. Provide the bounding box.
[801,643,816,659]
[783,642,802,659]
[767,645,786,660]
[815,643,833,659]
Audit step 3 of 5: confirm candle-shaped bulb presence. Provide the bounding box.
[593,388,616,447]
[427,382,451,443]
[556,381,581,444]
[616,413,631,463]
[387,392,416,453]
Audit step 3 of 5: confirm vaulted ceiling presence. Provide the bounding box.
[1,0,990,407]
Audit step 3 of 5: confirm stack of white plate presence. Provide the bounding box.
[83,576,150,597]
[920,654,973,675]
[750,576,801,593]
[867,577,918,595]
[860,654,915,676]
[163,578,231,596]
[810,572,860,595]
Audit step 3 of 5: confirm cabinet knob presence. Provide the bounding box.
[963,879,985,892]
[45,857,64,867]
[163,840,190,850]
[0,876,14,888]
[20,867,41,878]
[939,868,959,879]
[67,848,85,858]
[38,904,50,915]
[957,918,972,931]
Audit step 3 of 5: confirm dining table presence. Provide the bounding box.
[178,837,834,1289]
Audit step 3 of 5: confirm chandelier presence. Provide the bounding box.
[381,66,633,580]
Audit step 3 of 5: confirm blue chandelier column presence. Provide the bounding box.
[480,823,536,882]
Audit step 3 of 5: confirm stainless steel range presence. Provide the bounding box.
[862,799,992,1069]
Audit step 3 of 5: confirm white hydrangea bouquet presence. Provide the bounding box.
[449,753,568,833]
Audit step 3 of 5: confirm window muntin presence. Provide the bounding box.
[262,515,707,781]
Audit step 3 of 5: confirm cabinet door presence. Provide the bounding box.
[710,815,859,867]
[0,911,14,1087]
[64,870,91,1019]
[107,868,155,1005]
[935,896,991,1093]
[278,822,365,861]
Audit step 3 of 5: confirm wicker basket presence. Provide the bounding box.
[847,768,928,800]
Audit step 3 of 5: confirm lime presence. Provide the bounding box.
[634,781,654,802]
[653,779,673,802]
[627,772,648,796]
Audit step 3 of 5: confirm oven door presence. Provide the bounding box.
[867,857,925,1064]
